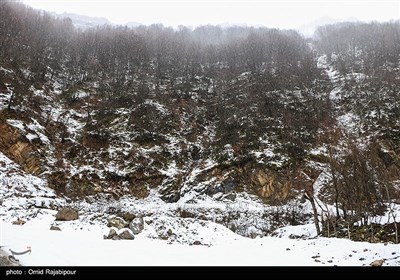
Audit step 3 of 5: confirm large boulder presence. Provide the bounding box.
[119,229,135,240]
[120,212,135,222]
[129,217,144,234]
[107,216,128,229]
[55,207,79,221]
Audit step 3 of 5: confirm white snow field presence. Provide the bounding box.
[1,218,400,266]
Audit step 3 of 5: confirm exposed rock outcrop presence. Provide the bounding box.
[0,122,43,175]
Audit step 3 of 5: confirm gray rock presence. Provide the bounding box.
[370,259,384,267]
[107,216,128,229]
[121,212,135,222]
[104,228,118,240]
[119,229,135,240]
[55,207,79,221]
[50,225,61,231]
[223,193,236,201]
[129,217,144,234]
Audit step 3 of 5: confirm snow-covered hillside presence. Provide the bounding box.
[1,1,400,267]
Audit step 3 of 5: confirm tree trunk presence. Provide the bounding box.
[331,168,340,219]
[328,148,340,219]
[326,214,330,237]
[347,222,351,239]
[309,196,321,235]
[392,213,398,244]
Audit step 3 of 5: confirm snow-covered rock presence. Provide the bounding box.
[129,217,144,234]
[107,216,128,230]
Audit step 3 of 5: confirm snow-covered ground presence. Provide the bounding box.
[1,150,399,266]
[2,217,399,266]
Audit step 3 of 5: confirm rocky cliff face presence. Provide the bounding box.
[0,120,43,175]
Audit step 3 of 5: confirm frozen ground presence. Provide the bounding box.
[1,217,399,266]
[0,151,399,266]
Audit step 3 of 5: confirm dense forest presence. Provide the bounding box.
[1,0,400,240]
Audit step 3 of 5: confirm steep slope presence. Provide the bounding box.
[0,1,399,244]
